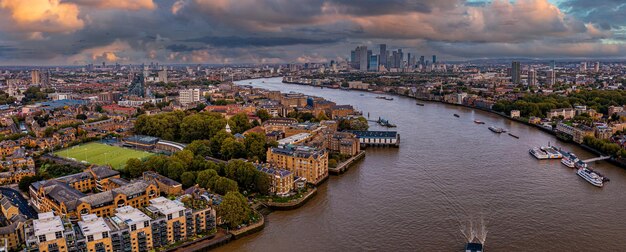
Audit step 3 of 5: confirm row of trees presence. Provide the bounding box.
[0,90,16,105]
[185,132,276,162]
[583,136,626,158]
[493,90,626,118]
[134,111,256,143]
[124,148,271,195]
[338,117,369,131]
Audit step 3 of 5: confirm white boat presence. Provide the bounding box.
[577,168,604,187]
[540,146,563,159]
[561,156,576,168]
[529,147,549,160]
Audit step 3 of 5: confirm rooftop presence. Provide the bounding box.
[78,214,110,237]
[114,206,151,226]
[147,197,185,215]
[33,212,64,236]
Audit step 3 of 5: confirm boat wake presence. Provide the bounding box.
[460,216,488,245]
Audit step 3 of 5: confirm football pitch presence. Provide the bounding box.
[54,142,154,170]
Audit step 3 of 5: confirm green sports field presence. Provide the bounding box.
[54,142,154,170]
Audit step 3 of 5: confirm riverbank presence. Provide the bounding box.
[261,187,318,210]
[329,151,366,174]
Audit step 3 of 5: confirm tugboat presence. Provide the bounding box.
[465,242,484,252]
[454,114,460,118]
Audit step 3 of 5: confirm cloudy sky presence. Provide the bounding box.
[0,0,624,65]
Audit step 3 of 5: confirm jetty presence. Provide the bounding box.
[582,156,611,163]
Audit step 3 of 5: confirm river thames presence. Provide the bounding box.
[216,77,626,251]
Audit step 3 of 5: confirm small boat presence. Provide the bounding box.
[360,94,365,96]
[384,97,394,101]
[488,126,505,133]
[415,102,425,106]
[465,242,483,252]
[577,168,604,187]
[474,120,485,124]
[508,133,519,139]
[454,114,460,118]
[376,96,386,99]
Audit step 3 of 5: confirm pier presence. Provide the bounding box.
[350,131,400,147]
[582,156,611,163]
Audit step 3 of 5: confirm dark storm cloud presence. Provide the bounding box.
[185,36,341,48]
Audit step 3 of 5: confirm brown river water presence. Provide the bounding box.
[215,77,626,251]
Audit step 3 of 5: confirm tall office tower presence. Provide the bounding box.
[528,68,537,86]
[158,70,168,83]
[31,70,40,85]
[407,53,412,67]
[357,46,368,72]
[594,62,600,72]
[391,51,398,68]
[369,55,379,72]
[350,50,356,68]
[379,44,387,68]
[432,55,437,64]
[366,50,372,69]
[511,61,521,84]
[41,69,50,88]
[393,49,403,69]
[409,54,416,67]
[580,62,587,72]
[420,56,425,66]
[550,60,556,70]
[547,70,556,86]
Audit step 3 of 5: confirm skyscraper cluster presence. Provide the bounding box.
[350,44,437,72]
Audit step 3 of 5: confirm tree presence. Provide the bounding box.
[76,114,87,120]
[186,140,212,157]
[218,191,251,228]
[180,112,227,142]
[196,169,219,189]
[228,113,252,134]
[173,150,194,167]
[166,160,185,181]
[220,138,245,160]
[316,111,329,121]
[214,177,239,195]
[19,175,42,192]
[256,109,271,122]
[125,158,144,178]
[180,172,196,188]
[210,130,233,157]
[254,172,271,195]
[243,133,267,161]
[144,155,168,174]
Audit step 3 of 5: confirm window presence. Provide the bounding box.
[131,224,137,231]
[38,235,46,242]
[55,231,62,239]
[144,221,149,227]
[102,232,108,238]
[87,235,93,242]
[167,214,172,220]
[179,210,184,216]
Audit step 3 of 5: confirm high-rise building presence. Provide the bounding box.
[594,62,600,72]
[350,50,356,68]
[31,70,40,85]
[369,55,379,72]
[379,44,387,68]
[420,56,425,66]
[547,69,556,86]
[580,62,587,72]
[179,88,201,105]
[528,68,537,86]
[511,61,521,84]
[128,73,145,97]
[158,70,168,83]
[358,46,368,72]
[366,50,372,69]
[432,55,437,65]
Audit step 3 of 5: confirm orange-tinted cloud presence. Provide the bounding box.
[0,0,84,33]
[69,0,156,11]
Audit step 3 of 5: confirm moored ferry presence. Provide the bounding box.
[529,147,549,159]
[577,168,604,187]
[540,146,563,159]
[560,151,578,168]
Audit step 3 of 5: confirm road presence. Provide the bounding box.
[0,187,37,219]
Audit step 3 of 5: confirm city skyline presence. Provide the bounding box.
[0,0,625,65]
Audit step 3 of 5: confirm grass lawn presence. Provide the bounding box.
[54,142,154,170]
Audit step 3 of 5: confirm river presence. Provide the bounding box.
[216,77,626,251]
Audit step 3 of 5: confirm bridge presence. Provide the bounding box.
[582,156,611,163]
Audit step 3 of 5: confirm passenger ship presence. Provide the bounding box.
[560,152,578,168]
[577,168,604,187]
[529,147,549,159]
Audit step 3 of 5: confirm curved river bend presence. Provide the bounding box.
[215,77,626,251]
